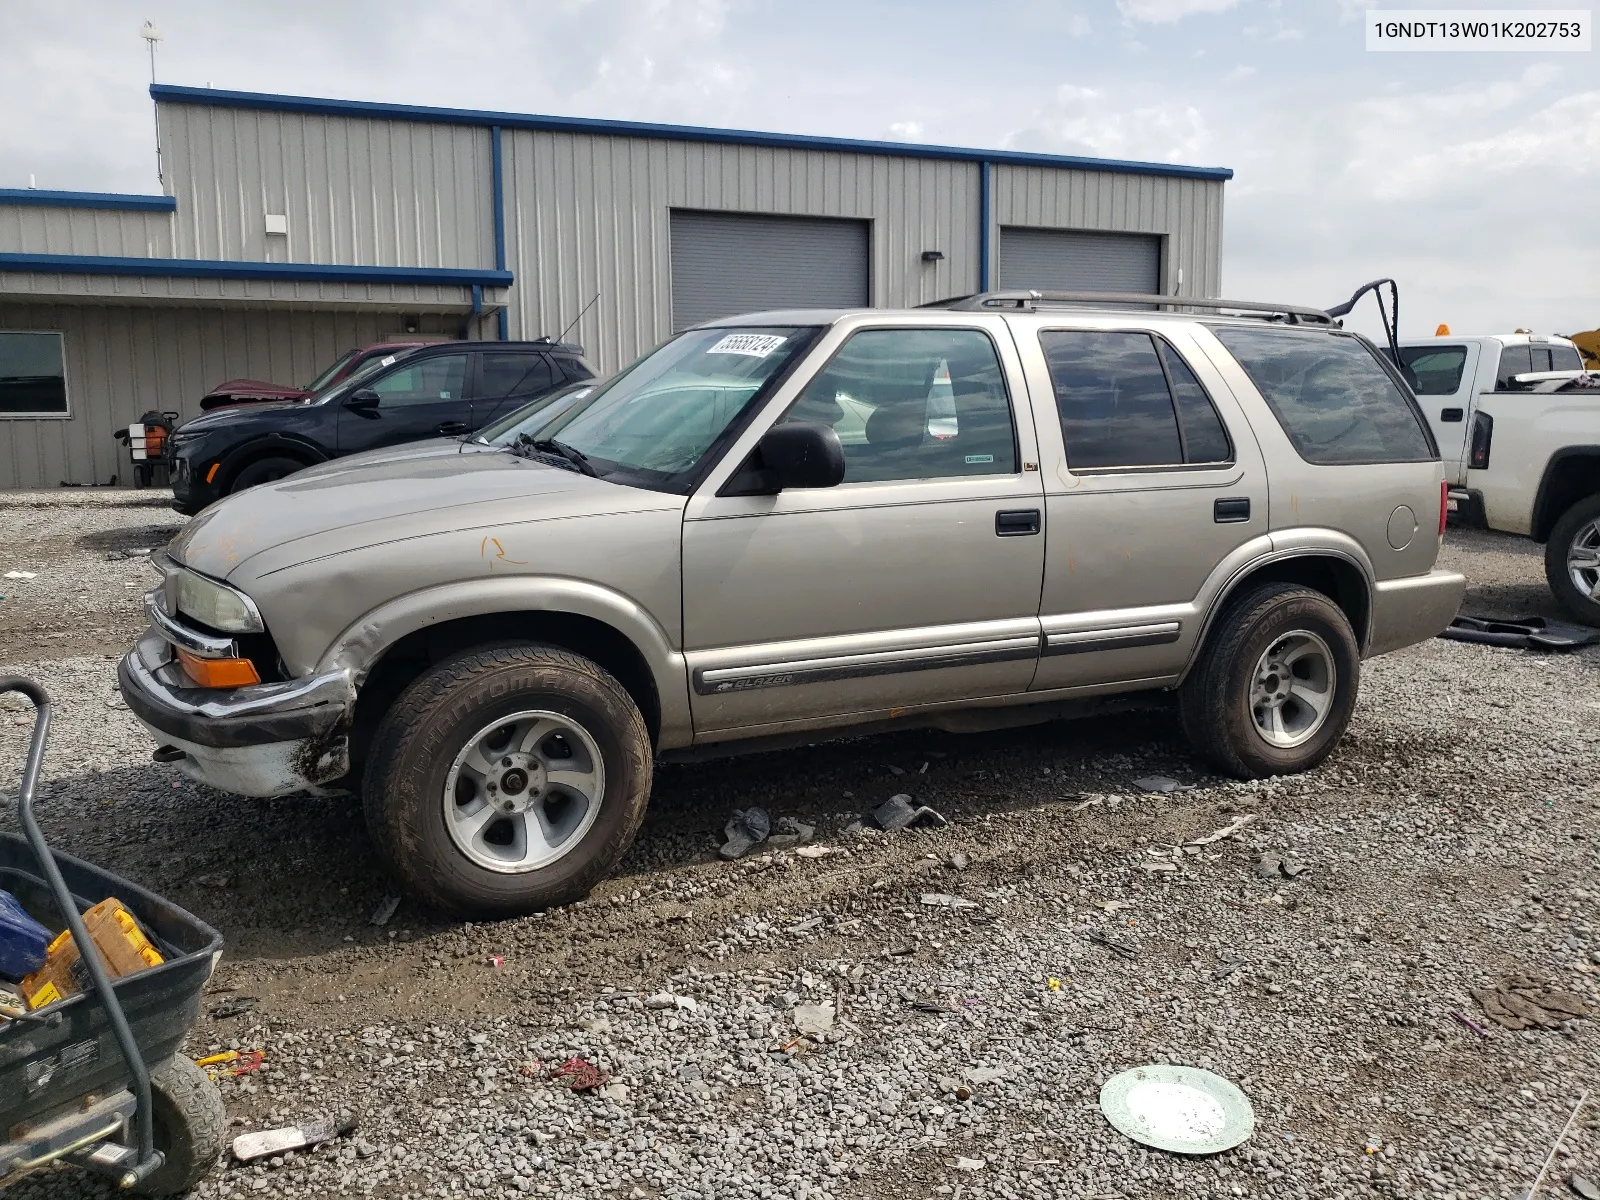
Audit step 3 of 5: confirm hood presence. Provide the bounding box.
[204,377,310,401]
[175,401,312,435]
[169,447,676,581]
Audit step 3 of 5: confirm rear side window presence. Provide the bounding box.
[1039,331,1233,470]
[1551,344,1584,372]
[1398,345,1468,395]
[1210,326,1434,466]
[1495,344,1533,389]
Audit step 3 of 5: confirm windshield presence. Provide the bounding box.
[536,326,819,491]
[475,382,596,444]
[312,349,412,403]
[302,349,360,393]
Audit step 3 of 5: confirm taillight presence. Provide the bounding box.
[1439,479,1448,537]
[1469,412,1493,470]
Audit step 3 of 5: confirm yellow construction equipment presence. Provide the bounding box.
[1568,329,1600,369]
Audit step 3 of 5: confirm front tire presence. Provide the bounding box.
[227,455,305,495]
[362,645,653,918]
[1544,494,1600,627]
[1180,583,1360,779]
[132,1056,226,1196]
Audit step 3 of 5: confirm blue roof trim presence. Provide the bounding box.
[150,84,1235,182]
[0,189,177,213]
[0,252,512,287]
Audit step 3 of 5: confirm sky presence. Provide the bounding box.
[1,0,1594,340]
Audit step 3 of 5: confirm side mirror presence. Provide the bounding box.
[345,388,380,412]
[724,422,846,495]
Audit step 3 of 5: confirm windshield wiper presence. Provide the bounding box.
[512,435,600,477]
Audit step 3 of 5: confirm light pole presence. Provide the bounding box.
[140,21,164,187]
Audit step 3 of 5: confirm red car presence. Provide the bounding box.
[198,342,433,410]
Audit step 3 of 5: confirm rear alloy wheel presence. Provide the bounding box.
[1544,494,1600,627]
[363,645,652,918]
[227,455,306,495]
[1180,582,1360,779]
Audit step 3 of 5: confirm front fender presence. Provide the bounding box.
[315,576,693,750]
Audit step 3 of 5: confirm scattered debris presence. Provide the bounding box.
[549,1056,610,1091]
[792,1002,835,1037]
[793,844,838,859]
[1047,977,1062,991]
[1133,776,1192,794]
[1187,814,1256,846]
[369,893,401,926]
[956,1156,986,1171]
[1066,796,1102,812]
[948,852,970,870]
[719,807,771,859]
[1439,614,1600,651]
[645,992,699,1013]
[1095,900,1133,915]
[488,955,504,969]
[766,816,815,848]
[871,794,947,834]
[1450,1010,1490,1037]
[1085,929,1139,960]
[1099,1064,1255,1155]
[1254,852,1308,880]
[599,1082,631,1103]
[1471,975,1590,1030]
[209,995,258,1020]
[232,1115,356,1162]
[920,893,978,909]
[1139,859,1179,874]
[3,571,36,580]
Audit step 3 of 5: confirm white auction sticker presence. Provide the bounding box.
[1367,9,1590,51]
[706,333,788,358]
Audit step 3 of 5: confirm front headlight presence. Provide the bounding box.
[175,569,263,634]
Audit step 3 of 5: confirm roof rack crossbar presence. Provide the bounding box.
[923,290,1335,325]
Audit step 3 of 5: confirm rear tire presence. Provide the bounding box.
[1180,582,1360,779]
[132,1056,225,1196]
[1544,494,1600,627]
[227,455,305,495]
[362,645,653,919]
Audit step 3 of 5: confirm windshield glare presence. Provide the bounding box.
[475,383,595,444]
[538,326,818,490]
[314,349,410,403]
[302,349,359,393]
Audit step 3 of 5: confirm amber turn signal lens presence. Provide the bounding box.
[175,648,260,688]
[205,462,221,484]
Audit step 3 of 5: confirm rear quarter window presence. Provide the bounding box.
[1398,345,1468,395]
[1210,326,1435,465]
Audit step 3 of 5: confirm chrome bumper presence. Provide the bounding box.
[119,631,355,797]
[1366,568,1466,657]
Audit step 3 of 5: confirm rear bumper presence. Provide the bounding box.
[118,631,354,796]
[1447,488,1487,530]
[1366,568,1466,657]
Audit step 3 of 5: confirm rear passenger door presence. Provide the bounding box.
[1018,325,1270,691]
[470,351,559,429]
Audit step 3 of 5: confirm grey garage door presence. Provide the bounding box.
[670,211,870,331]
[998,228,1161,295]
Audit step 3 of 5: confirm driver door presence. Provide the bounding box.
[681,322,1046,738]
[336,352,472,454]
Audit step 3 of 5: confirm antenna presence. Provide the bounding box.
[557,293,601,346]
[140,21,164,187]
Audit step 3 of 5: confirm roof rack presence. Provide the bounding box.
[921,290,1336,326]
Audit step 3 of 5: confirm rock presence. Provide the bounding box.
[720,807,772,859]
[1570,1174,1600,1200]
[645,992,697,1012]
[1132,775,1191,793]
[792,1002,835,1036]
[599,1082,631,1103]
[766,816,816,848]
[956,1156,986,1171]
[1255,853,1285,880]
[948,852,970,870]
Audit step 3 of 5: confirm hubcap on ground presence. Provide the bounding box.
[443,709,604,874]
[1249,630,1336,749]
[1567,518,1600,602]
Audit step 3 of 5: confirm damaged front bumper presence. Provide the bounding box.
[118,630,356,797]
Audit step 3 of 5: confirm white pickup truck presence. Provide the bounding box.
[1397,333,1600,623]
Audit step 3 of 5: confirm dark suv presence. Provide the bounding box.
[167,340,593,514]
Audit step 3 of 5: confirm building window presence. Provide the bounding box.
[0,332,69,418]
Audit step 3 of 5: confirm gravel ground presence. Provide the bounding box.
[1,495,1598,1199]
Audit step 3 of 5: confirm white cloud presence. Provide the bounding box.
[1223,65,1255,82]
[888,120,925,140]
[1003,83,1212,164]
[1116,0,1242,22]
[1066,13,1092,36]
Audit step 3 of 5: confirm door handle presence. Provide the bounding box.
[1439,408,1464,422]
[1213,497,1251,523]
[995,509,1041,536]
[436,421,470,435]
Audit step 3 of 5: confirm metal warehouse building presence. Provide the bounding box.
[0,84,1231,489]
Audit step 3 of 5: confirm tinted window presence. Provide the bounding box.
[1210,326,1434,465]
[479,353,554,399]
[368,354,468,408]
[1040,331,1233,470]
[0,332,67,416]
[1496,345,1533,389]
[1160,342,1232,463]
[1552,344,1584,372]
[780,328,1016,483]
[1398,346,1468,395]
